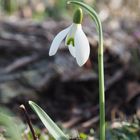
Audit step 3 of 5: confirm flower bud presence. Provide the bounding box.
[73,8,83,24]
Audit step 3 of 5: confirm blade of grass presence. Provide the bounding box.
[29,101,69,140]
[0,110,22,140]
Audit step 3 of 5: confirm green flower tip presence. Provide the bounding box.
[73,8,83,24]
[66,38,75,46]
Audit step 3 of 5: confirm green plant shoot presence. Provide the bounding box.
[67,1,105,140]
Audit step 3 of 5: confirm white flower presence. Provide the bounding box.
[49,8,90,66]
[49,23,90,66]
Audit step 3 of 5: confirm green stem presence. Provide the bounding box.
[67,1,105,140]
[98,24,105,140]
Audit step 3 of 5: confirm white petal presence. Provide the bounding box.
[74,25,90,66]
[65,23,77,44]
[68,44,76,57]
[49,25,72,56]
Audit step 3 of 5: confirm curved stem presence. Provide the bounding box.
[67,1,105,140]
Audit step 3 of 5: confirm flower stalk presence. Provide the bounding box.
[67,1,105,140]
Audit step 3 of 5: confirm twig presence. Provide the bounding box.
[81,116,99,128]
[5,55,38,73]
[20,104,38,140]
[105,69,124,91]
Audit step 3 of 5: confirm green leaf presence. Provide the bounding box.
[0,109,22,140]
[29,101,69,140]
[79,132,88,140]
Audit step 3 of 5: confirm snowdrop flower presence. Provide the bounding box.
[49,8,90,66]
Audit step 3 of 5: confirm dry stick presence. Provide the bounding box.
[20,105,38,140]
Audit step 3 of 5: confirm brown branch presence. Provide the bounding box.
[20,104,38,140]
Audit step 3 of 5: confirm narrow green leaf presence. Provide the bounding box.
[0,110,22,140]
[29,101,68,140]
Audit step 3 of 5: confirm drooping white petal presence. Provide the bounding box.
[49,25,72,56]
[68,44,76,57]
[74,25,90,66]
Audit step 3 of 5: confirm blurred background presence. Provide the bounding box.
[0,0,140,139]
